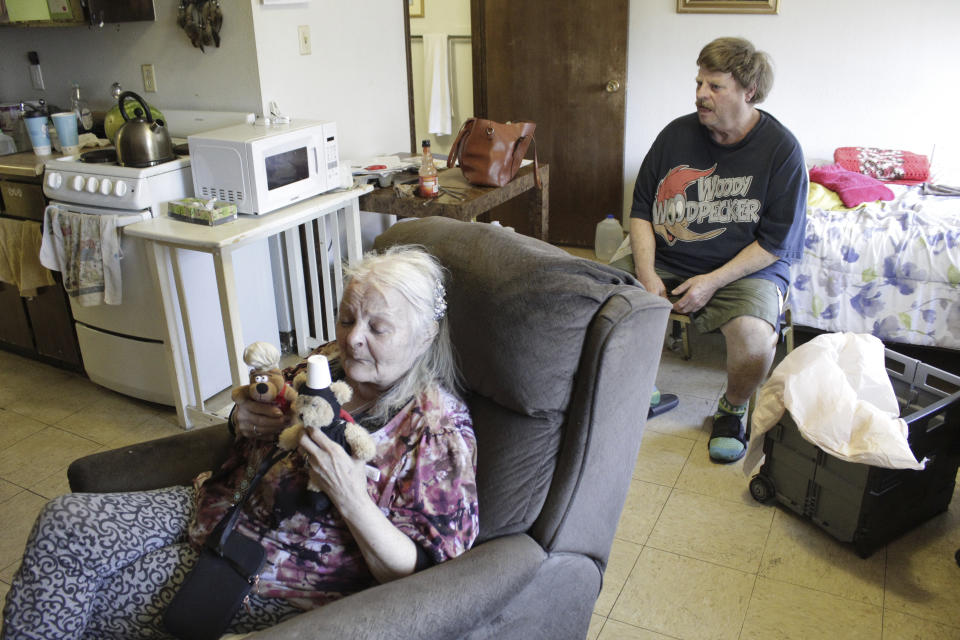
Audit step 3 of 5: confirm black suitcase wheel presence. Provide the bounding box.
[749,475,775,503]
[955,548,960,568]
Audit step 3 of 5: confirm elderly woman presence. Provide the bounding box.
[2,246,478,639]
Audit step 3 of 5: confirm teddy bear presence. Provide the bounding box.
[278,354,376,510]
[231,341,298,416]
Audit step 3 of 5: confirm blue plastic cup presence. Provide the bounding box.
[24,115,51,155]
[51,112,79,154]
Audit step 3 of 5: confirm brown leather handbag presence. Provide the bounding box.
[447,118,542,189]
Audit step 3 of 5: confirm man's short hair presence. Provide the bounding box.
[697,37,773,104]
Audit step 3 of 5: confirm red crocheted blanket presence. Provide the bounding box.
[834,147,930,185]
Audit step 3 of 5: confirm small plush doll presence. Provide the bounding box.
[278,354,376,510]
[231,342,298,416]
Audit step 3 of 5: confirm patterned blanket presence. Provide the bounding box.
[790,185,960,349]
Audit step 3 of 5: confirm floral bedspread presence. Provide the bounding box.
[790,185,960,349]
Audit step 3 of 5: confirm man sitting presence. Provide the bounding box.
[611,37,807,462]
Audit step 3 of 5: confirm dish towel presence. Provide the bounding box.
[0,217,56,297]
[423,33,452,136]
[39,204,122,306]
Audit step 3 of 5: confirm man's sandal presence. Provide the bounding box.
[708,414,747,463]
[648,393,679,419]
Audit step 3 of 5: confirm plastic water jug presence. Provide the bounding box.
[594,214,623,263]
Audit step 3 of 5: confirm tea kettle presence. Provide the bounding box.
[114,91,174,168]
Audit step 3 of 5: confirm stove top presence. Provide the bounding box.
[43,152,193,212]
[48,152,191,178]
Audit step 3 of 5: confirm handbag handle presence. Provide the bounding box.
[446,117,476,170]
[447,118,542,190]
[208,446,290,555]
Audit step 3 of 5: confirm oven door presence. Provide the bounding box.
[47,200,164,341]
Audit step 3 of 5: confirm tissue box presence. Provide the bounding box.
[167,198,237,226]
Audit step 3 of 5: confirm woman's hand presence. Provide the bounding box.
[298,427,419,583]
[234,395,293,441]
[298,427,369,510]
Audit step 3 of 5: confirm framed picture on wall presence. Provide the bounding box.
[677,0,779,14]
[409,0,424,18]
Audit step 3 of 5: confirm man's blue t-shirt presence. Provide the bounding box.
[630,111,807,294]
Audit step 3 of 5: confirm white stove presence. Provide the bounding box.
[42,128,279,409]
[43,154,192,211]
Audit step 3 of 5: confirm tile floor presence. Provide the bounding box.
[587,328,960,640]
[1,296,959,639]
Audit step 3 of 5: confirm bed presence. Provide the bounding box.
[790,178,960,350]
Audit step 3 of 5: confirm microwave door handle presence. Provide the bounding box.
[312,146,319,174]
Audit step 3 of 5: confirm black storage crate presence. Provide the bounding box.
[749,349,960,557]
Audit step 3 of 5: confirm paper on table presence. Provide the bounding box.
[349,156,415,176]
[744,332,925,474]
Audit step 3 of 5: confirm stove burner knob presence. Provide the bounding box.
[85,177,100,193]
[71,175,85,191]
[46,172,63,190]
[99,178,113,196]
[113,181,129,197]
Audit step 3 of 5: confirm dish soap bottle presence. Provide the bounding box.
[71,83,93,133]
[418,139,439,198]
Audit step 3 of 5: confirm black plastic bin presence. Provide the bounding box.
[749,349,960,558]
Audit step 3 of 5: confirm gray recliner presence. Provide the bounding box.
[67,217,670,639]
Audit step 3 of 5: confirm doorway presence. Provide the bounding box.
[405,0,474,157]
[471,0,629,246]
[404,0,628,246]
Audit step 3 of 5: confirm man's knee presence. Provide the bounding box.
[721,315,776,355]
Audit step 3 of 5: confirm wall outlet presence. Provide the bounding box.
[298,25,311,55]
[141,64,157,93]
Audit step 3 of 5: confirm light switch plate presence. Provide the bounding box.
[141,64,157,93]
[298,25,311,55]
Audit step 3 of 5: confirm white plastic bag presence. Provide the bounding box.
[744,332,924,474]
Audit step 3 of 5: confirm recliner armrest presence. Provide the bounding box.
[247,533,546,640]
[67,424,234,493]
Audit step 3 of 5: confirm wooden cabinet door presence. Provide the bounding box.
[25,281,82,369]
[86,0,156,24]
[0,282,35,352]
[471,0,628,246]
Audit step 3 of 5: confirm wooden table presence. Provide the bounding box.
[359,163,549,241]
[125,185,372,428]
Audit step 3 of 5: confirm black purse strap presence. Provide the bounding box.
[207,446,291,555]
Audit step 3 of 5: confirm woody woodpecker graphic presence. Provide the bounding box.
[651,164,725,246]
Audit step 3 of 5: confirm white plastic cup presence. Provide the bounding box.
[51,112,79,155]
[24,115,51,155]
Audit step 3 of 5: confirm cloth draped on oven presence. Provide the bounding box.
[39,204,122,306]
[0,217,56,297]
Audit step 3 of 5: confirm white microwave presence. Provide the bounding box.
[187,119,340,215]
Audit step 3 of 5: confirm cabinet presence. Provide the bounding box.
[1,0,155,27]
[86,0,156,25]
[0,169,83,371]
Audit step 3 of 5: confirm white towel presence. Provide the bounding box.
[423,33,452,136]
[40,204,122,306]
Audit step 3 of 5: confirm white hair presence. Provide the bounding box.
[342,245,460,421]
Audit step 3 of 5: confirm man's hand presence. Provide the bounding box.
[671,273,720,314]
[638,273,668,299]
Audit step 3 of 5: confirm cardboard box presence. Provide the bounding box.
[167,197,237,226]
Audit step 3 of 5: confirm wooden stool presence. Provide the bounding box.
[668,299,794,360]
